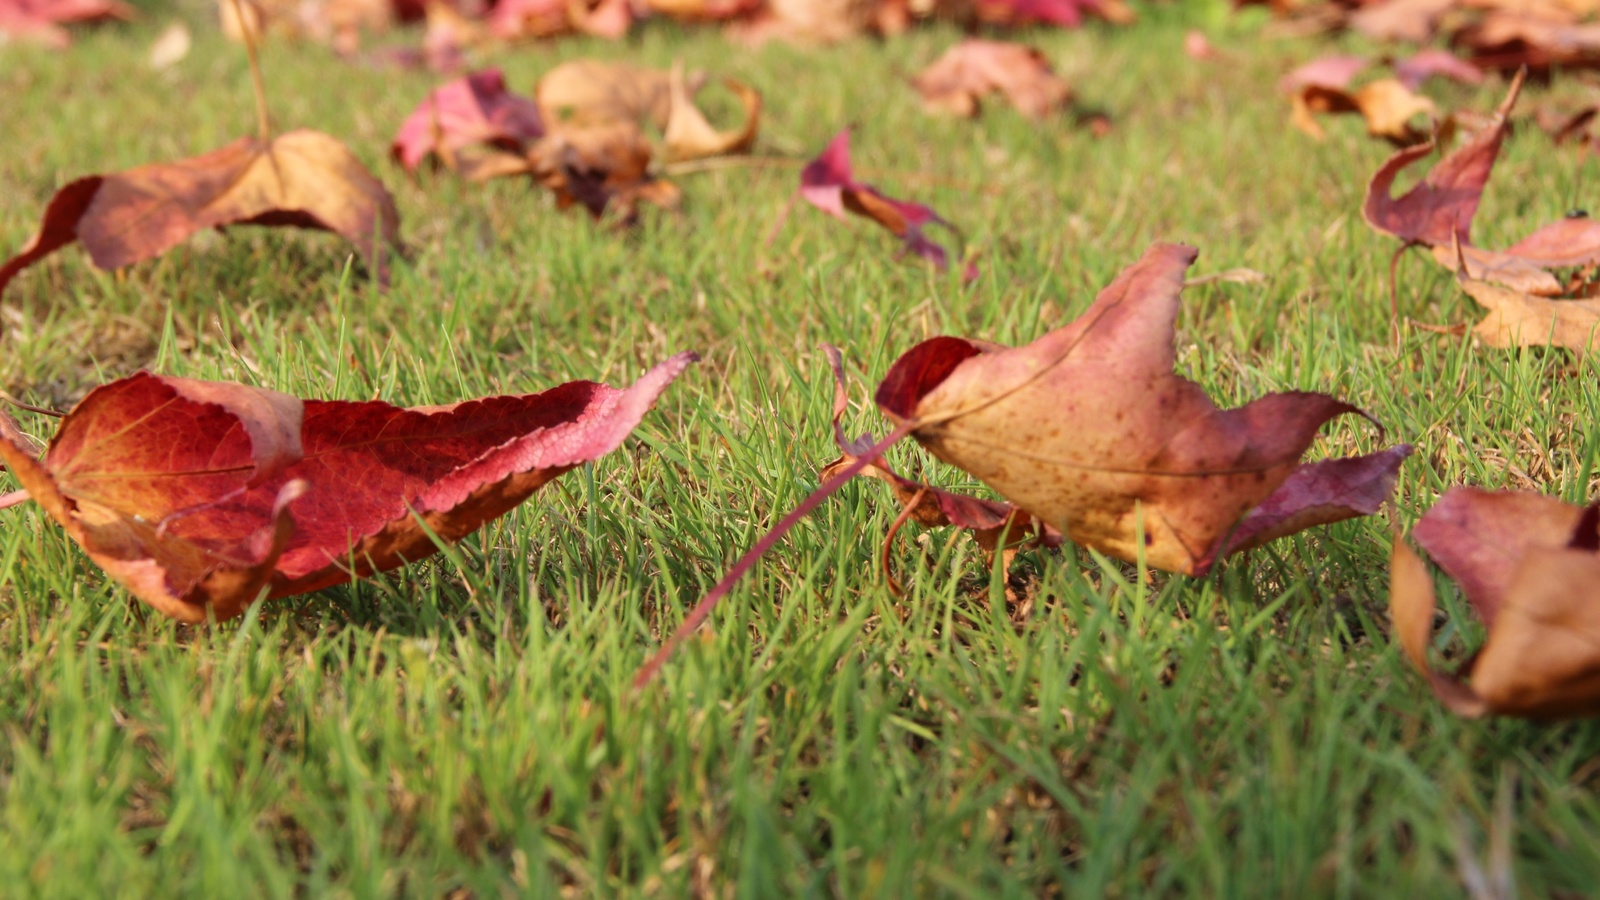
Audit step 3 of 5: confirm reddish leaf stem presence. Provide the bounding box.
[631,422,914,689]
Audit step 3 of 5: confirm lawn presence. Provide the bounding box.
[3,0,1600,894]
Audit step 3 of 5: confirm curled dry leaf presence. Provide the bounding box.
[662,63,762,163]
[0,130,402,300]
[1363,69,1600,297]
[911,39,1072,120]
[1393,487,1600,718]
[854,243,1408,575]
[1291,77,1437,144]
[391,68,545,172]
[0,355,697,622]
[800,129,967,274]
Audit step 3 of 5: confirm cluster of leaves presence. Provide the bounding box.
[1242,0,1600,73]
[218,0,1134,68]
[9,0,1600,729]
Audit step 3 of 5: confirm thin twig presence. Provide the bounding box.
[227,0,273,142]
[1,393,64,418]
[631,423,914,690]
[880,485,928,599]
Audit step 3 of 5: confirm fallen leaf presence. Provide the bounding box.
[527,121,683,221]
[1348,0,1454,42]
[910,39,1072,120]
[1457,274,1600,351]
[391,68,545,172]
[1291,77,1437,144]
[726,0,893,45]
[535,60,675,131]
[490,0,630,39]
[0,355,696,622]
[0,0,130,47]
[1393,48,1484,89]
[974,0,1134,28]
[1360,69,1598,294]
[0,130,402,299]
[800,129,965,273]
[662,62,762,162]
[1393,487,1600,718]
[1278,54,1370,94]
[869,242,1403,575]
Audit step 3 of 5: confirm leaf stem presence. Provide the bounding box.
[227,0,273,142]
[631,422,914,689]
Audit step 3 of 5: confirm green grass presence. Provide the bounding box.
[4,0,1600,894]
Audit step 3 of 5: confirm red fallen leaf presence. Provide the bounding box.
[631,244,1405,687]
[1393,487,1600,718]
[800,129,966,274]
[0,354,696,623]
[910,39,1072,120]
[0,0,131,47]
[0,130,402,300]
[1394,48,1485,90]
[391,68,544,172]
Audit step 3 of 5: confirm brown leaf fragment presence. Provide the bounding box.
[910,39,1072,120]
[528,122,681,222]
[1458,275,1600,351]
[0,130,401,298]
[870,243,1399,575]
[1394,488,1600,718]
[535,60,674,131]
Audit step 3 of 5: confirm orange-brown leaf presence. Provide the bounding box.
[0,130,401,298]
